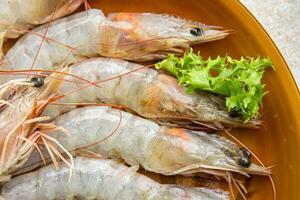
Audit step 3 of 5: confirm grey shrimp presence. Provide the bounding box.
[43,58,261,129]
[2,157,229,200]
[17,106,269,179]
[0,9,228,82]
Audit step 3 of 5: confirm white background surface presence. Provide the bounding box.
[241,0,300,87]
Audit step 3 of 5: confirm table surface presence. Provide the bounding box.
[240,0,300,87]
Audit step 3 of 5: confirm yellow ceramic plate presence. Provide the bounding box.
[91,0,299,199]
[4,0,300,199]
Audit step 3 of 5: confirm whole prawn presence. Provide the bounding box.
[0,9,228,82]
[17,106,269,182]
[2,157,229,200]
[0,0,85,58]
[43,58,261,129]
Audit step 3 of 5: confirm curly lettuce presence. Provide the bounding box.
[155,50,273,121]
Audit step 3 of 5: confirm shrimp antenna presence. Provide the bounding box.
[76,108,123,150]
[55,64,152,100]
[231,173,247,200]
[18,117,74,180]
[0,79,32,99]
[29,0,65,72]
[49,102,126,110]
[226,171,250,200]
[0,71,70,175]
[0,68,103,88]
[12,103,122,178]
[12,104,124,175]
[83,0,91,10]
[227,172,236,200]
[223,129,276,200]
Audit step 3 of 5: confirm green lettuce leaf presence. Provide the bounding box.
[155,50,273,121]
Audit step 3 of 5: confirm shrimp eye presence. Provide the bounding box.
[229,110,239,118]
[239,147,251,158]
[30,76,44,87]
[238,156,251,168]
[190,27,204,36]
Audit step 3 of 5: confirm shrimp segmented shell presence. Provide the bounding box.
[2,157,229,200]
[0,9,228,82]
[17,106,269,179]
[43,58,261,129]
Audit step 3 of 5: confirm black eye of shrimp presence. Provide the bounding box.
[190,27,204,36]
[30,76,44,88]
[237,156,251,168]
[229,110,240,118]
[237,147,251,167]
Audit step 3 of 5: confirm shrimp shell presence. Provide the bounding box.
[17,106,269,179]
[2,157,229,200]
[0,9,228,82]
[43,57,261,129]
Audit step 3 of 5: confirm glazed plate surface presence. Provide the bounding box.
[91,1,300,199]
[4,0,300,199]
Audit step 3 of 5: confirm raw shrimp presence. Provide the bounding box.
[0,72,68,177]
[2,157,229,200]
[0,9,228,82]
[43,58,261,129]
[0,0,84,58]
[17,106,269,180]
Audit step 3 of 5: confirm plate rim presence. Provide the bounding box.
[236,1,300,95]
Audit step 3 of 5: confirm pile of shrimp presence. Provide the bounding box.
[0,1,276,200]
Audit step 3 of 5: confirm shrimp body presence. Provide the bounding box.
[18,106,269,178]
[2,157,229,200]
[0,0,84,57]
[0,9,228,82]
[44,58,260,129]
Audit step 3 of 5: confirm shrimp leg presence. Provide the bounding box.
[0,72,69,177]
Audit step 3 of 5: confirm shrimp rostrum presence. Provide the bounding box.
[2,157,229,200]
[44,58,261,130]
[18,106,270,184]
[0,73,67,178]
[0,0,85,58]
[0,9,229,82]
[100,12,229,61]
